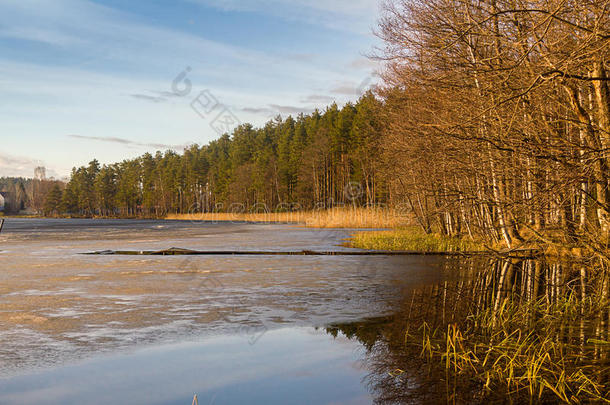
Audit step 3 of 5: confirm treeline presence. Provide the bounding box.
[43,0,610,254]
[0,176,64,214]
[377,0,610,252]
[47,93,387,217]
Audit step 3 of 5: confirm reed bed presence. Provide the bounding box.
[167,207,412,229]
[350,227,486,252]
[407,270,610,403]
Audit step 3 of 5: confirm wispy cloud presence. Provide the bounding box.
[0,0,287,76]
[0,152,57,178]
[129,94,167,103]
[188,0,379,33]
[0,26,84,47]
[269,104,314,115]
[300,94,336,104]
[241,104,315,116]
[0,0,380,177]
[241,107,275,115]
[0,0,366,103]
[331,83,361,96]
[287,53,317,62]
[68,135,189,151]
[150,90,184,99]
[349,57,379,70]
[331,75,379,96]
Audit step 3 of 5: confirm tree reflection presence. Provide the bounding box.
[327,258,610,404]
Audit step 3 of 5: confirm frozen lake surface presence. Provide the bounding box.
[0,219,455,404]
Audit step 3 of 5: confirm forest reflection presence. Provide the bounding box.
[326,258,610,404]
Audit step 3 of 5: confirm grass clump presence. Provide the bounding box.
[350,227,485,252]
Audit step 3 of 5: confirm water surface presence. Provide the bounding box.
[0,327,371,405]
[3,219,607,403]
[0,219,452,404]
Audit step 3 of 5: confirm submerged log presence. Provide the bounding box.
[81,247,537,257]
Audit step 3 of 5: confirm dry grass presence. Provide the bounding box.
[413,294,610,403]
[167,207,412,229]
[350,227,486,252]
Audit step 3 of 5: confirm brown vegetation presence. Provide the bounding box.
[330,258,610,403]
[167,207,411,229]
[376,0,610,259]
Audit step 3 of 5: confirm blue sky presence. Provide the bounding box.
[0,0,382,179]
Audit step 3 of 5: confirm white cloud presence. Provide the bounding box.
[0,152,57,178]
[268,104,314,115]
[0,26,84,47]
[349,57,380,70]
[301,94,336,104]
[68,135,189,151]
[188,0,380,33]
[0,0,360,87]
[0,0,379,177]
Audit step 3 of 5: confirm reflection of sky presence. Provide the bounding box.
[0,328,372,405]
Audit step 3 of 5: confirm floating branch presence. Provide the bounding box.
[81,247,536,257]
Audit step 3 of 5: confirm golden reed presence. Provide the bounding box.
[166,207,411,229]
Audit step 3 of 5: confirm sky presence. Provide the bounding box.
[0,0,382,179]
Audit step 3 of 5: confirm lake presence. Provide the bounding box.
[0,219,454,404]
[1,219,607,404]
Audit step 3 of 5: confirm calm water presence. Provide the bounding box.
[0,219,456,404]
[0,328,371,405]
[5,219,606,403]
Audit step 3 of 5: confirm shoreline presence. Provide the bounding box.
[3,215,599,259]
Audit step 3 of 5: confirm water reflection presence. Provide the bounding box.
[327,258,610,404]
[0,328,371,405]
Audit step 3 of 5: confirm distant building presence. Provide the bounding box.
[0,191,12,212]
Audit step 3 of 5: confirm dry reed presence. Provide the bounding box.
[411,294,610,403]
[167,207,411,229]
